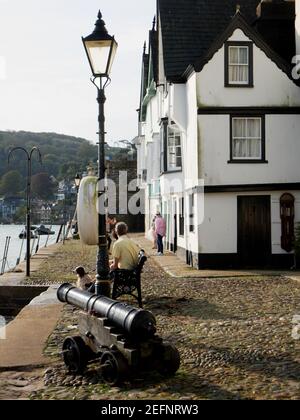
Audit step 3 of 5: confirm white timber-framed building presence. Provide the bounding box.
[136,0,300,269]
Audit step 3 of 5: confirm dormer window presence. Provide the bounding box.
[225,42,253,87]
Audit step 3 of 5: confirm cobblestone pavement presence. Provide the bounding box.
[4,241,300,400]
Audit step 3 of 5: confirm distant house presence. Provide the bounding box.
[55,180,75,202]
[137,0,300,269]
[0,196,25,222]
[38,204,52,224]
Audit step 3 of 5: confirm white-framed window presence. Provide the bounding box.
[167,126,182,171]
[231,117,264,161]
[229,46,249,84]
[225,42,253,87]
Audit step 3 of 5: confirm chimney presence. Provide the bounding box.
[255,0,296,62]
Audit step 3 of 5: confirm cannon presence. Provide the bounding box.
[57,283,180,386]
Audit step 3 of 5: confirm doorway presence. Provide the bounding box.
[237,196,271,267]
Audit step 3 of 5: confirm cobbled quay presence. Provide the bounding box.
[1,240,299,400]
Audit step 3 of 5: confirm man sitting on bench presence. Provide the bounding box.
[110,222,140,272]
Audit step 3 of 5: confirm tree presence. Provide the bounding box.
[0,170,22,196]
[13,205,27,223]
[77,142,97,163]
[31,172,56,200]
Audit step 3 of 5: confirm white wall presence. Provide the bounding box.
[198,193,237,253]
[198,191,300,255]
[185,73,200,183]
[197,29,300,107]
[171,84,187,130]
[198,114,300,186]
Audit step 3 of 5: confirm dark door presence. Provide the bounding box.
[238,196,271,267]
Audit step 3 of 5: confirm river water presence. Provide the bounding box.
[0,224,62,274]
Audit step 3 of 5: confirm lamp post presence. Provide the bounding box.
[8,147,42,277]
[82,11,118,296]
[74,173,82,193]
[73,173,82,236]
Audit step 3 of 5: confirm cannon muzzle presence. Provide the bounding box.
[57,283,156,338]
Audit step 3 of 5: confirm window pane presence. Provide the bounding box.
[233,138,247,158]
[228,45,249,84]
[229,65,239,82]
[233,119,246,137]
[168,126,182,170]
[229,47,239,64]
[239,65,249,83]
[248,138,261,158]
[175,135,181,146]
[232,117,262,159]
[247,118,261,137]
[239,47,248,64]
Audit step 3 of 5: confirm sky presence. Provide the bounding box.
[0,0,156,145]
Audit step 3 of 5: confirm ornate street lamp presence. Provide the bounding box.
[82,11,117,79]
[74,173,82,193]
[8,147,42,277]
[82,11,118,297]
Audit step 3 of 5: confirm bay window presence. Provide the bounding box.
[167,126,182,171]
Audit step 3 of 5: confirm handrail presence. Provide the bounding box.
[0,236,11,275]
[45,224,53,248]
[56,224,64,243]
[35,234,40,254]
[16,235,25,267]
[30,236,36,257]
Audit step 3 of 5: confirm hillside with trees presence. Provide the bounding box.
[0,130,133,194]
[0,131,98,184]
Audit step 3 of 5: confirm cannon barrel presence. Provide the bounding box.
[57,283,156,338]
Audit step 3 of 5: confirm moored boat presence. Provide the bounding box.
[34,225,55,236]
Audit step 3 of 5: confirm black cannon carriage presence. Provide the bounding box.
[57,283,180,386]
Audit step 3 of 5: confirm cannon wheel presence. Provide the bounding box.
[158,343,181,377]
[62,336,90,375]
[100,350,128,386]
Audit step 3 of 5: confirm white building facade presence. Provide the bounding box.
[137,0,300,269]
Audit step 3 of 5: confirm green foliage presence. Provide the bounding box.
[0,170,23,195]
[13,205,27,223]
[0,130,98,181]
[0,131,132,185]
[31,172,56,200]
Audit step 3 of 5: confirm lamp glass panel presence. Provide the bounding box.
[85,40,112,75]
[107,40,118,75]
[75,178,81,187]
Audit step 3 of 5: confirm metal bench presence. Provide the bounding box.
[111,250,147,308]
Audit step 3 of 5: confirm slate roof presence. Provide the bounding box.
[158,0,269,82]
[190,11,297,85]
[149,29,159,84]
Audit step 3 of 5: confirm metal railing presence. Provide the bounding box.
[0,236,11,275]
[0,223,71,277]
